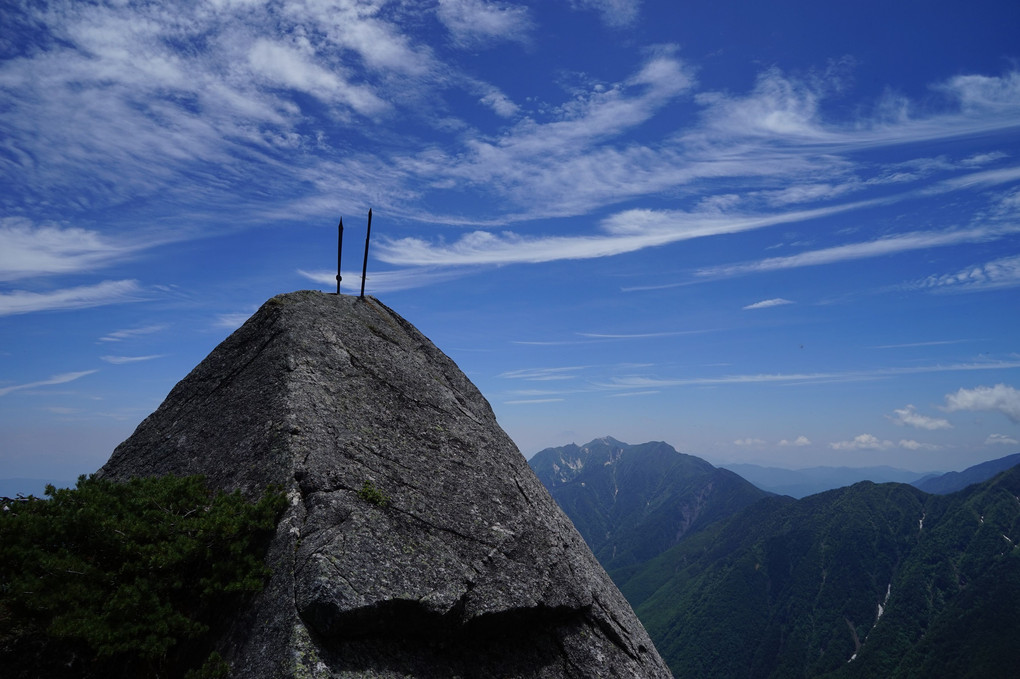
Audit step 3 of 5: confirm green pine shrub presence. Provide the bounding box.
[357,480,389,507]
[0,475,286,678]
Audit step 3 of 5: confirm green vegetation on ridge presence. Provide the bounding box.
[0,475,287,679]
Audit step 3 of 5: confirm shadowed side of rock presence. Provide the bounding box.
[99,291,672,678]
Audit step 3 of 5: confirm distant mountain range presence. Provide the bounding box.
[912,452,1020,494]
[529,437,768,570]
[721,463,925,498]
[723,452,1020,498]
[530,438,1020,678]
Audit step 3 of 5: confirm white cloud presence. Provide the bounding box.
[99,324,168,342]
[500,366,587,381]
[4,3,1020,291]
[247,39,387,115]
[986,433,1019,446]
[938,71,1020,112]
[598,359,1020,390]
[293,2,432,75]
[0,370,98,397]
[873,340,969,349]
[743,298,794,310]
[0,0,433,218]
[504,398,565,405]
[375,200,864,267]
[577,330,708,339]
[961,151,1008,167]
[897,439,940,451]
[696,67,828,141]
[570,0,640,27]
[382,158,1020,273]
[0,220,133,282]
[734,438,765,446]
[779,436,812,446]
[925,165,1020,194]
[915,254,1020,293]
[388,52,698,219]
[0,280,144,316]
[480,89,520,118]
[766,182,860,206]
[830,433,894,451]
[888,404,952,430]
[699,222,1020,280]
[100,355,165,365]
[437,0,532,45]
[944,384,1020,423]
[828,434,933,451]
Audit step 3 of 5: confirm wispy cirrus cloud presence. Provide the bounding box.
[499,366,588,381]
[0,0,436,215]
[697,222,1020,280]
[375,65,1020,271]
[377,156,1018,274]
[3,2,1020,298]
[692,67,1020,150]
[744,298,794,310]
[873,339,970,349]
[100,355,165,365]
[0,280,144,316]
[375,198,875,267]
[247,39,388,115]
[599,359,1020,390]
[0,370,98,397]
[0,220,134,282]
[577,330,710,339]
[914,254,1020,293]
[608,390,660,398]
[437,0,533,46]
[99,324,168,343]
[570,0,641,27]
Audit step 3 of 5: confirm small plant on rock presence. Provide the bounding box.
[357,480,389,507]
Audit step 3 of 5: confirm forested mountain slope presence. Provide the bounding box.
[617,467,1020,678]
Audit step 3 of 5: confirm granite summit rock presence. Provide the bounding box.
[98,291,671,679]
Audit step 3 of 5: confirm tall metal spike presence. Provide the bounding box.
[335,217,344,295]
[360,208,372,298]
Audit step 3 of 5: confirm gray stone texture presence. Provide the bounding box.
[98,291,671,678]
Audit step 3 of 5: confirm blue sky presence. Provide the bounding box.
[2,0,1020,482]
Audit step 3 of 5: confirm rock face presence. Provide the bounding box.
[98,291,671,679]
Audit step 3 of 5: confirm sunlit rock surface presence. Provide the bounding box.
[99,291,672,678]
